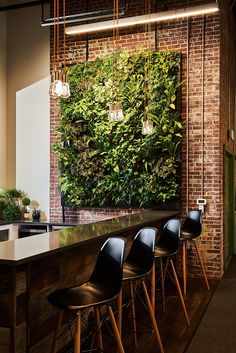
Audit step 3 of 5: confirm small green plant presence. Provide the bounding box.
[7,188,23,199]
[2,203,21,221]
[22,197,31,207]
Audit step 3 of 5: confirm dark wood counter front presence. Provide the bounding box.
[0,211,178,353]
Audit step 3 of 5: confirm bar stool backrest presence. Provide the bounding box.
[182,210,202,239]
[124,227,157,276]
[89,237,126,299]
[157,218,181,255]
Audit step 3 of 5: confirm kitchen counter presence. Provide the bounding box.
[0,211,178,266]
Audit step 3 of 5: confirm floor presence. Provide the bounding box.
[78,275,217,353]
[185,255,236,353]
[119,277,217,353]
[64,271,217,353]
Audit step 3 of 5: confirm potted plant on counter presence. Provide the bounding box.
[2,202,21,221]
[22,197,31,220]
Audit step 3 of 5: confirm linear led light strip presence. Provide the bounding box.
[65,2,219,35]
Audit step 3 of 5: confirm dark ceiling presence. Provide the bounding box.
[1,0,236,22]
[0,0,49,12]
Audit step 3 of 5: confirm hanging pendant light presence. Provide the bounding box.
[61,0,70,99]
[61,73,71,99]
[142,0,154,135]
[142,119,154,135]
[108,102,124,122]
[108,0,124,122]
[49,0,61,98]
[49,0,70,99]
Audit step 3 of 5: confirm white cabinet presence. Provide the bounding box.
[0,224,18,241]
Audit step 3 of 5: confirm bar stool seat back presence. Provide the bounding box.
[123,227,156,280]
[48,237,126,310]
[181,210,202,240]
[154,219,181,258]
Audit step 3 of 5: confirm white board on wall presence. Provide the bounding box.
[16,77,50,220]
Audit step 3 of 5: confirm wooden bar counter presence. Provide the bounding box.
[0,211,178,353]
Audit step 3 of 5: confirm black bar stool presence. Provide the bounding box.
[151,219,190,326]
[181,210,210,296]
[48,237,126,353]
[117,227,164,353]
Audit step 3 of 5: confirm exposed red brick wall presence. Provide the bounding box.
[50,0,236,278]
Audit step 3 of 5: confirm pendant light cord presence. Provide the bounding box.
[56,0,59,71]
[186,8,190,214]
[111,0,116,104]
[53,0,56,72]
[201,15,205,199]
[144,0,152,122]
[63,0,66,69]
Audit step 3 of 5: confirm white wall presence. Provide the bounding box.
[7,5,50,186]
[0,12,7,188]
[16,78,50,220]
[6,5,50,219]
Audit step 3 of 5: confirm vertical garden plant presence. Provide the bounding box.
[54,50,183,207]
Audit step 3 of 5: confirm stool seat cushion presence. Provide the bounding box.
[48,281,117,311]
[123,262,151,280]
[154,245,178,258]
[180,230,193,241]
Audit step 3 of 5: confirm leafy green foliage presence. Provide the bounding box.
[2,203,21,221]
[7,188,23,199]
[22,197,31,207]
[54,50,182,207]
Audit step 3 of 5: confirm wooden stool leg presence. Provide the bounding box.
[51,310,63,353]
[170,259,190,326]
[88,331,96,353]
[95,306,103,352]
[141,280,164,353]
[151,262,156,313]
[194,240,210,290]
[160,259,166,313]
[117,289,122,335]
[107,305,125,353]
[129,280,138,348]
[163,258,169,281]
[74,311,81,353]
[182,241,187,296]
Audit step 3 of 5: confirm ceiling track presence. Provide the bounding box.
[41,0,128,27]
[0,0,49,12]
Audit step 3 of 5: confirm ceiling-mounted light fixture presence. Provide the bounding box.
[41,7,126,27]
[65,2,219,35]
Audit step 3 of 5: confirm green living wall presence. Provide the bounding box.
[54,50,182,207]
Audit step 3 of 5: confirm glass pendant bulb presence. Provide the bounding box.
[61,82,70,98]
[54,71,63,97]
[142,119,154,135]
[49,71,63,98]
[49,73,57,98]
[61,74,71,99]
[108,102,124,122]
